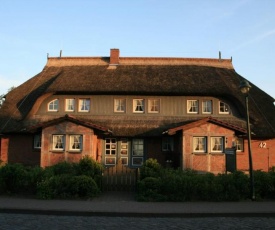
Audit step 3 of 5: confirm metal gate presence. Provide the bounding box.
[102,161,138,192]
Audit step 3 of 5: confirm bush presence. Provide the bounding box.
[139,158,162,180]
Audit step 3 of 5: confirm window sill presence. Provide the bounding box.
[67,150,82,154]
[51,150,64,153]
[192,152,207,155]
[210,152,224,155]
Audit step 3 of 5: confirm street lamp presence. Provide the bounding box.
[239,79,255,201]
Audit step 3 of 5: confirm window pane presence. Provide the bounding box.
[48,99,59,111]
[202,100,212,114]
[148,99,159,113]
[79,99,90,112]
[133,99,144,113]
[114,99,126,112]
[187,100,198,113]
[219,101,230,114]
[193,137,206,152]
[70,135,82,150]
[105,138,116,155]
[34,135,41,149]
[53,135,64,150]
[211,137,223,152]
[66,99,75,111]
[132,139,144,156]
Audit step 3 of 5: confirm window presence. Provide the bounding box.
[235,138,244,152]
[202,100,212,114]
[162,137,174,151]
[193,137,207,153]
[114,99,126,113]
[48,99,59,111]
[211,137,224,152]
[69,135,82,151]
[148,99,160,113]
[120,139,128,155]
[187,100,198,113]
[79,99,90,112]
[133,99,144,113]
[34,134,41,149]
[52,135,64,151]
[132,139,144,156]
[65,99,75,111]
[219,101,230,114]
[105,138,117,155]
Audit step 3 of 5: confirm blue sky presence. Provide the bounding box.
[0,0,274,98]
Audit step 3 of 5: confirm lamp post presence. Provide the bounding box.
[239,79,255,201]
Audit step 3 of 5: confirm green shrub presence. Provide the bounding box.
[137,177,165,201]
[254,170,275,199]
[139,158,162,180]
[76,156,103,178]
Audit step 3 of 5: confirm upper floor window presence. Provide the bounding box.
[34,134,41,149]
[148,99,160,113]
[65,99,75,112]
[211,137,224,152]
[202,100,212,114]
[52,135,64,151]
[69,135,82,151]
[114,99,126,113]
[193,137,207,153]
[162,137,174,151]
[79,99,90,112]
[187,100,198,114]
[48,99,59,111]
[133,99,144,113]
[219,101,230,114]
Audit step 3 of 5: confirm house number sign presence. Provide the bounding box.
[259,142,267,148]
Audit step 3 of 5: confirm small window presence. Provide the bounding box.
[65,99,75,112]
[219,101,230,114]
[34,134,41,149]
[193,137,207,153]
[114,99,126,113]
[133,99,144,113]
[52,135,64,151]
[202,100,212,114]
[132,139,144,156]
[48,99,59,111]
[162,137,174,151]
[148,99,160,113]
[187,100,198,114]
[211,137,224,152]
[132,157,143,166]
[120,139,128,155]
[69,135,82,151]
[105,138,117,155]
[79,99,90,112]
[235,138,244,152]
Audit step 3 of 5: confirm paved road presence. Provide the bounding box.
[1,214,275,230]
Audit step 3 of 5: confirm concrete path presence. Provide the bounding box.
[1,192,275,217]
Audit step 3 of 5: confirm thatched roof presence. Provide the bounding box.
[0,51,274,138]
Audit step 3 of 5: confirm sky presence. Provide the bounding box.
[0,0,274,98]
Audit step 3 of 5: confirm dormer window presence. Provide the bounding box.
[133,99,144,113]
[79,99,90,112]
[114,99,126,113]
[219,101,230,114]
[187,100,198,114]
[148,99,160,113]
[65,99,75,112]
[48,99,59,111]
[202,100,212,114]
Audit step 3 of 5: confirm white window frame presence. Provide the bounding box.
[34,134,41,149]
[148,99,160,113]
[48,99,59,112]
[235,138,244,152]
[202,100,212,114]
[120,139,128,155]
[79,99,90,112]
[211,137,224,153]
[187,100,198,114]
[133,99,145,113]
[193,137,207,153]
[132,139,144,156]
[52,135,65,151]
[114,99,126,113]
[162,137,174,151]
[105,138,117,155]
[219,101,230,114]
[69,135,82,151]
[65,99,75,112]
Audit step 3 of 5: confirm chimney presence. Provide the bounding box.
[110,48,120,65]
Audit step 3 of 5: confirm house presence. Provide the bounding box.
[0,48,274,174]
